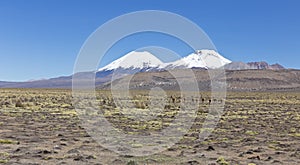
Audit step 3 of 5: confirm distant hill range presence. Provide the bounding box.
[1,50,299,91]
[99,69,300,91]
[224,61,285,70]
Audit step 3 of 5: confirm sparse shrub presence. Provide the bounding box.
[0,152,10,164]
[0,159,9,164]
[0,139,17,144]
[164,104,171,109]
[135,101,146,109]
[294,133,300,137]
[216,156,229,165]
[15,100,24,108]
[245,130,258,136]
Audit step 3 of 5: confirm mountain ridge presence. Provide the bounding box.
[224,61,285,70]
[98,69,300,91]
[0,49,293,90]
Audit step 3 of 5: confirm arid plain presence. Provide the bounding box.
[0,88,299,164]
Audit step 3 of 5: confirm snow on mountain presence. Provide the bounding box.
[98,51,164,71]
[163,49,231,69]
[163,51,206,69]
[197,50,231,68]
[98,49,232,72]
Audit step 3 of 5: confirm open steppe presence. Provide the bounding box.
[0,89,299,164]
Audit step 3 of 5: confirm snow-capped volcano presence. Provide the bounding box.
[163,51,206,69]
[98,49,231,72]
[98,51,163,71]
[163,49,231,69]
[197,49,232,68]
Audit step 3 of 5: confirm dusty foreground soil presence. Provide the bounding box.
[0,89,299,165]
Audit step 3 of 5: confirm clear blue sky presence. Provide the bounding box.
[0,0,299,81]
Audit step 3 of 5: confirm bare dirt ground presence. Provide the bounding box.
[0,89,299,164]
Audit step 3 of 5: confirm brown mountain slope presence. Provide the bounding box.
[99,69,300,91]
